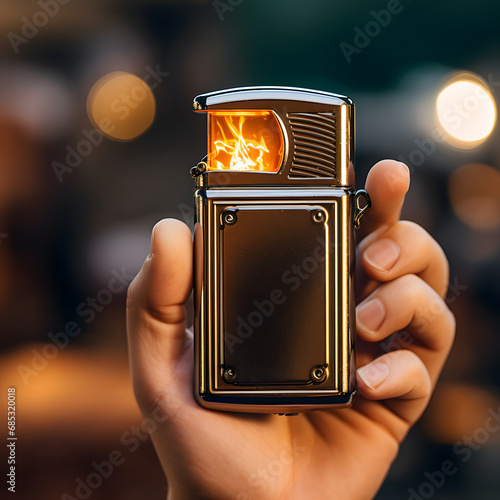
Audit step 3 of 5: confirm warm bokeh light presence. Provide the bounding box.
[208,111,284,172]
[422,383,500,444]
[87,71,156,142]
[449,163,500,231]
[436,74,496,148]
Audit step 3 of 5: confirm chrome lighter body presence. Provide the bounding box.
[192,87,369,413]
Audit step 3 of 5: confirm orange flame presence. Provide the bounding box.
[207,111,283,172]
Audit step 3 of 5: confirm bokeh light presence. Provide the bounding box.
[436,74,496,149]
[87,71,156,141]
[422,383,500,444]
[449,163,500,231]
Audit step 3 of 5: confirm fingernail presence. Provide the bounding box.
[398,161,410,176]
[364,239,400,272]
[147,227,156,260]
[357,362,389,390]
[357,298,385,333]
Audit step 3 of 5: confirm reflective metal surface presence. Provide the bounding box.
[193,86,353,110]
[192,87,368,413]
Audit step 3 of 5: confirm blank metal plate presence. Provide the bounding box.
[220,205,328,385]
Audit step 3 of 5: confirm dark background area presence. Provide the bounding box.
[1,0,499,498]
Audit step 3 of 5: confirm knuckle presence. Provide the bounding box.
[397,221,450,294]
[398,219,427,236]
[396,220,431,248]
[397,348,421,368]
[397,273,426,296]
[397,349,432,394]
[395,274,448,324]
[399,220,440,249]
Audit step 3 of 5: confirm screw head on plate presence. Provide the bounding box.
[223,211,237,225]
[311,365,327,383]
[223,367,237,382]
[312,210,325,223]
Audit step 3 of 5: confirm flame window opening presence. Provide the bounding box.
[207,111,284,172]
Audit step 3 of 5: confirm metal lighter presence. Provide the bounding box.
[191,86,370,413]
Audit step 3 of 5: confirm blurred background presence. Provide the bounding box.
[1,0,499,498]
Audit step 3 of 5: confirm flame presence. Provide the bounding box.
[207,111,283,172]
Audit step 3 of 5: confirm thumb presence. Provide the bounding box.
[126,218,193,412]
[357,159,410,241]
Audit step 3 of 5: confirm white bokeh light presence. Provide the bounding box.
[436,77,496,148]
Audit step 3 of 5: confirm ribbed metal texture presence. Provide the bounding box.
[287,112,336,179]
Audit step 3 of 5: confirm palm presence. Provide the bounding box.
[155,332,405,500]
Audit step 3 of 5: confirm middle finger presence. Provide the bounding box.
[358,220,449,297]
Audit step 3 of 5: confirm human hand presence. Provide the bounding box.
[126,159,455,500]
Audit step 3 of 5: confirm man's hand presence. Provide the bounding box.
[126,160,455,500]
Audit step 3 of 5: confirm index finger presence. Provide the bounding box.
[357,160,411,241]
